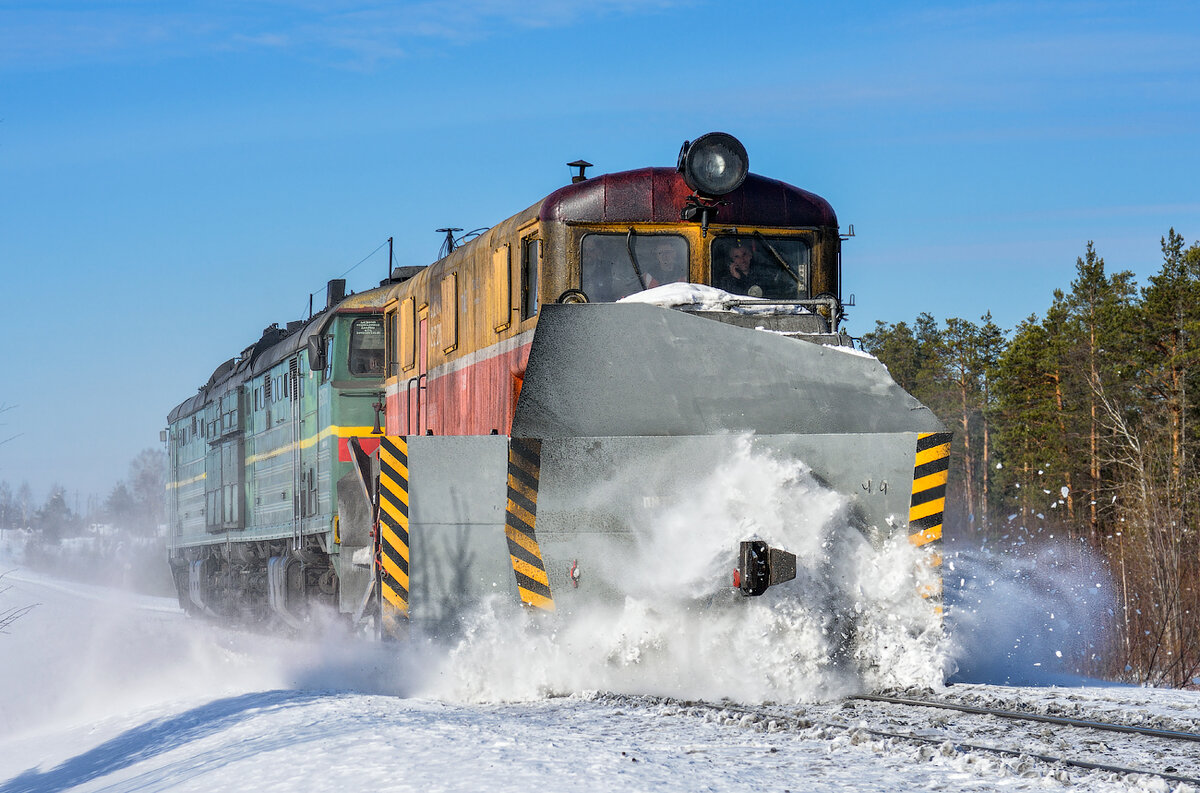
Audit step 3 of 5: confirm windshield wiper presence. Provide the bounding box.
[753,231,801,286]
[625,228,649,290]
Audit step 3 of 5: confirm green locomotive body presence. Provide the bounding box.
[166,284,391,625]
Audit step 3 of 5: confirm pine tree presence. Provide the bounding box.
[1064,242,1139,543]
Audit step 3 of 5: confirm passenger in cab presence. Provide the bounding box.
[647,239,688,287]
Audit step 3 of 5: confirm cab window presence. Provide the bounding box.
[711,236,809,299]
[581,233,688,302]
[348,317,385,376]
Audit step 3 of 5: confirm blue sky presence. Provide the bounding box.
[2,0,1198,504]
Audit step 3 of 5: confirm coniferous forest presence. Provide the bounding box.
[861,229,1200,687]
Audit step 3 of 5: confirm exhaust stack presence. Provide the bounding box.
[326,279,346,309]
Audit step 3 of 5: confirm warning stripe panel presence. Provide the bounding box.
[380,472,410,509]
[511,555,550,588]
[909,497,945,522]
[915,443,952,467]
[506,498,538,534]
[911,469,949,494]
[505,438,553,611]
[507,471,539,505]
[381,580,407,610]
[913,456,950,481]
[380,496,410,531]
[518,587,555,612]
[909,432,950,555]
[507,459,539,491]
[380,525,410,570]
[380,456,409,485]
[512,565,552,596]
[909,525,942,547]
[378,436,411,623]
[909,513,943,532]
[910,483,947,508]
[381,553,410,593]
[380,436,409,468]
[505,528,544,569]
[916,432,953,452]
[509,437,542,468]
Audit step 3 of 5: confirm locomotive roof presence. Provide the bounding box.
[167,285,391,423]
[538,168,837,228]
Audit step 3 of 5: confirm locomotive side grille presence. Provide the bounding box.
[505,437,554,611]
[378,436,411,633]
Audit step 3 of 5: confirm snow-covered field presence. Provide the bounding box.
[2,566,1199,793]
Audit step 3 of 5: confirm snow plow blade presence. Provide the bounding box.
[347,301,950,633]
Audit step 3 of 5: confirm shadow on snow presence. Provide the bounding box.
[0,690,325,793]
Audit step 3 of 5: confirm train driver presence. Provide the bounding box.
[715,241,764,297]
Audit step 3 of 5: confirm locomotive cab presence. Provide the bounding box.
[536,133,843,342]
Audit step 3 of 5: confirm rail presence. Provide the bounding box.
[593,693,1200,788]
[851,693,1200,743]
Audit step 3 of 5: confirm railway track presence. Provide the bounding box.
[838,693,1200,786]
[607,692,1200,788]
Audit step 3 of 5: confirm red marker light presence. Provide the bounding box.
[732,569,741,589]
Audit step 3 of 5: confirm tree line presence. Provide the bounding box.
[0,448,170,593]
[861,229,1200,688]
[0,448,164,539]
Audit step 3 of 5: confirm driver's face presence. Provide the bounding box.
[729,247,752,277]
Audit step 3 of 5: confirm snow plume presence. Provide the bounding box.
[426,438,947,704]
[943,542,1117,686]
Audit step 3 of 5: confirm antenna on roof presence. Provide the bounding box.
[436,228,463,258]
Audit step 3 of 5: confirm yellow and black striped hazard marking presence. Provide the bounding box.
[378,436,411,635]
[909,431,952,548]
[910,432,951,606]
[505,438,554,611]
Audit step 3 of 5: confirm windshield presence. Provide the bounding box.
[348,317,385,376]
[711,235,809,299]
[581,233,689,302]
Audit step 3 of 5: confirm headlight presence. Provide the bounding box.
[677,132,749,196]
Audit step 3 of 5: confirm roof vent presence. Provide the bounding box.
[568,160,592,184]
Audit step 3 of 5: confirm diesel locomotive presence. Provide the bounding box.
[165,133,950,637]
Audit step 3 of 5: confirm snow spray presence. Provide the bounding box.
[425,437,948,704]
[943,540,1117,686]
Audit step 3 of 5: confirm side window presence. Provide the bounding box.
[440,272,458,354]
[385,307,399,377]
[348,317,385,377]
[399,297,416,372]
[521,237,540,320]
[493,245,512,333]
[581,233,688,302]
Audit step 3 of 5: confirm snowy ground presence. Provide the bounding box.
[2,568,1199,793]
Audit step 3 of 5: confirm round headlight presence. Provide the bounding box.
[677,132,749,196]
